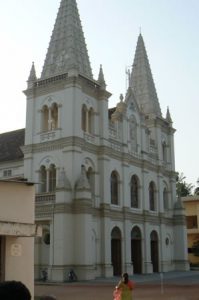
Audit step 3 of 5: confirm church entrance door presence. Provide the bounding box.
[150,231,159,272]
[131,226,142,273]
[111,227,122,276]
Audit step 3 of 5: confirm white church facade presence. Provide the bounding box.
[0,0,189,281]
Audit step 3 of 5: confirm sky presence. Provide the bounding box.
[0,0,198,188]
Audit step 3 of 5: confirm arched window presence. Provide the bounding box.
[130,175,139,208]
[88,108,94,134]
[162,141,167,162]
[42,105,49,132]
[43,230,50,245]
[49,164,56,192]
[41,103,59,132]
[51,103,58,130]
[111,171,119,205]
[149,181,156,211]
[163,187,169,210]
[129,116,137,152]
[87,166,95,198]
[40,165,47,193]
[39,164,56,193]
[82,105,94,134]
[81,105,87,131]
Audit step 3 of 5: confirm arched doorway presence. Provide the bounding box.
[0,236,5,281]
[150,230,159,272]
[131,226,142,274]
[111,227,122,276]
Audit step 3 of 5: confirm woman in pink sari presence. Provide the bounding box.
[113,273,135,300]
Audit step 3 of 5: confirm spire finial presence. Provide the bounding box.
[120,94,124,102]
[166,106,173,124]
[97,64,106,89]
[27,62,37,88]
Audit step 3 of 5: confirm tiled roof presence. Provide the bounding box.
[0,129,25,162]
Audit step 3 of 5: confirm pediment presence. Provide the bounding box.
[125,88,141,119]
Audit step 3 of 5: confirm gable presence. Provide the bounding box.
[125,88,141,123]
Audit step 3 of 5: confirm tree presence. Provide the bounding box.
[194,187,199,195]
[176,172,193,197]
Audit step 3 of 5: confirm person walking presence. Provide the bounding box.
[113,273,135,300]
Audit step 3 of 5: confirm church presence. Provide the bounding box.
[0,0,189,281]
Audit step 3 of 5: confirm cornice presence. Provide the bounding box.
[22,134,173,179]
[35,200,176,226]
[173,214,186,225]
[24,74,111,101]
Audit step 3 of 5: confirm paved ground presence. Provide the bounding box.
[35,271,199,300]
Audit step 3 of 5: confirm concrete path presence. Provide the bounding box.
[35,271,199,300]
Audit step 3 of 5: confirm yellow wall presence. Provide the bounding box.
[182,196,199,265]
[0,181,34,223]
[0,181,35,297]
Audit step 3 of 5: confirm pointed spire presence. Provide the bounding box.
[41,0,93,79]
[166,106,172,124]
[130,34,162,117]
[97,64,106,89]
[27,62,37,88]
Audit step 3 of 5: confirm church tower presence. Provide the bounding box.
[24,0,111,281]
[22,0,189,281]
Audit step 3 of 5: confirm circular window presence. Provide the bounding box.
[43,232,50,245]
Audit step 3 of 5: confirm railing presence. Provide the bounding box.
[109,126,118,139]
[149,145,158,155]
[110,141,122,152]
[40,131,56,142]
[84,132,96,144]
[35,193,55,204]
[34,73,68,87]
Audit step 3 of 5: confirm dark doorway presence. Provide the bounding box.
[0,236,5,282]
[150,230,159,272]
[131,226,142,273]
[111,227,122,276]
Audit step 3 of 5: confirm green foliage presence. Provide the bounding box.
[194,187,199,195]
[176,172,193,197]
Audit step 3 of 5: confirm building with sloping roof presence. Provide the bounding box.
[182,196,199,266]
[0,0,189,281]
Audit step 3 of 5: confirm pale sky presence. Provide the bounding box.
[0,0,198,188]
